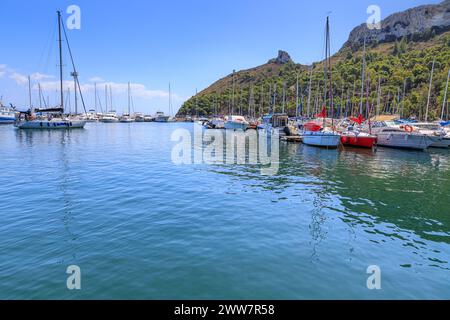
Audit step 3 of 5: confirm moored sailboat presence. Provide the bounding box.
[15,12,86,130]
[302,17,340,148]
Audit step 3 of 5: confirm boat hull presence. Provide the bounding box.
[224,121,249,131]
[302,132,340,148]
[0,117,15,124]
[375,132,433,150]
[15,120,86,129]
[100,118,119,123]
[154,117,170,123]
[429,136,450,148]
[341,134,377,148]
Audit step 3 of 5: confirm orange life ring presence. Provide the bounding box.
[404,125,414,133]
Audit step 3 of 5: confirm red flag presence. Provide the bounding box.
[316,107,327,118]
[349,114,365,125]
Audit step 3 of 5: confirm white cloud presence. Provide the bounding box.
[9,72,28,85]
[0,71,5,78]
[30,72,54,81]
[35,80,184,102]
[88,76,105,82]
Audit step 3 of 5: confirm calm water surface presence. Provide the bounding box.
[0,122,449,299]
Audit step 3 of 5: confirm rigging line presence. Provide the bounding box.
[61,21,87,114]
[38,17,57,73]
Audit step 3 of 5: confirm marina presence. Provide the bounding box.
[1,0,450,303]
[1,122,449,299]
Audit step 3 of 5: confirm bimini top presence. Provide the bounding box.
[370,115,399,122]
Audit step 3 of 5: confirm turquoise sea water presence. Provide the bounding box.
[0,122,449,299]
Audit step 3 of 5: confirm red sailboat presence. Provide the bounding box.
[341,64,377,149]
[340,113,377,148]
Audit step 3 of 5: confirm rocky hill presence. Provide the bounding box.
[345,0,450,50]
[178,1,450,120]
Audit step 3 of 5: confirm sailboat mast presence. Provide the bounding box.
[105,85,108,113]
[38,83,42,108]
[296,74,299,118]
[326,16,334,127]
[425,59,436,122]
[441,69,450,120]
[360,37,366,115]
[376,76,382,117]
[94,83,97,112]
[260,83,264,117]
[128,82,131,115]
[169,82,172,117]
[28,76,32,111]
[57,11,64,111]
[307,66,313,118]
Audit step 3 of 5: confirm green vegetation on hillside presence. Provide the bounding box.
[178,32,450,120]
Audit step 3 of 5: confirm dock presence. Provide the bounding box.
[281,135,303,143]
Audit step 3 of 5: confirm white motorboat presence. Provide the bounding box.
[100,111,119,123]
[371,121,434,150]
[224,115,249,131]
[409,122,450,148]
[134,113,145,122]
[144,115,154,122]
[119,114,134,123]
[154,111,170,122]
[0,104,17,124]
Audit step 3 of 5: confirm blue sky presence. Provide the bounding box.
[0,0,440,115]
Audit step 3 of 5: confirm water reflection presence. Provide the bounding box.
[14,129,81,264]
[204,136,450,269]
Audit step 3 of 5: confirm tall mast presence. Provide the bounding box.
[168,82,172,117]
[231,70,235,115]
[28,75,32,111]
[128,82,131,115]
[296,73,299,118]
[326,16,334,127]
[425,58,436,122]
[105,85,108,113]
[376,76,382,117]
[38,83,43,109]
[109,86,113,111]
[73,72,78,114]
[94,83,97,112]
[401,78,407,119]
[360,37,366,115]
[282,82,286,114]
[260,83,264,117]
[441,69,450,120]
[57,11,64,111]
[307,66,313,118]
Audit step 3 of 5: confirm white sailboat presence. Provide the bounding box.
[15,12,86,130]
[302,17,340,148]
[224,70,249,131]
[100,85,119,123]
[120,82,135,123]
